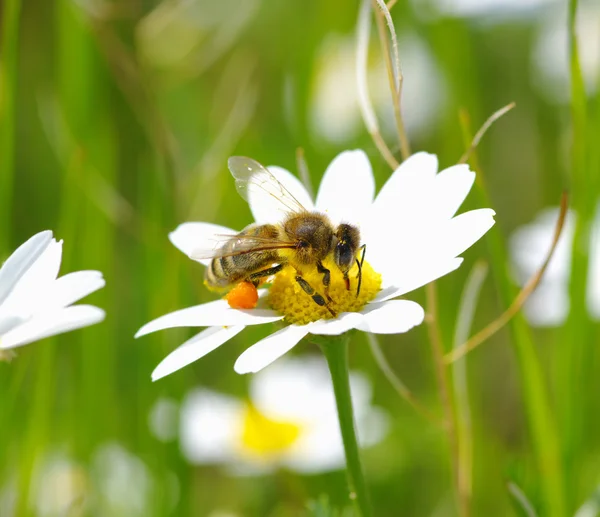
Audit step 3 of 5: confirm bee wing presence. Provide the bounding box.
[228,156,311,222]
[190,233,296,262]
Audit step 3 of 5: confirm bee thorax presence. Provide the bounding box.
[284,213,335,265]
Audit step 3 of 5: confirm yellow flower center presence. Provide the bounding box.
[268,258,382,325]
[240,403,302,458]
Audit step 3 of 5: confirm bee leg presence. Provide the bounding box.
[343,272,350,291]
[316,261,333,302]
[247,264,284,287]
[295,275,337,317]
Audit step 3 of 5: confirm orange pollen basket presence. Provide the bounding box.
[226,281,259,309]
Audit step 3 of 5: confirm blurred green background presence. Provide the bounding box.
[1,0,599,515]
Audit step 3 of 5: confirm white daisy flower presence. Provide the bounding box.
[136,0,259,75]
[0,230,105,353]
[178,356,388,474]
[136,150,495,379]
[91,443,156,517]
[510,204,600,326]
[310,33,445,144]
[532,1,600,103]
[415,0,554,22]
[417,0,599,103]
[31,452,88,517]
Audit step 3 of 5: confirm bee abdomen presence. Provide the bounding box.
[204,224,281,290]
[206,256,235,289]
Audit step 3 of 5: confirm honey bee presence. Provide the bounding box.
[193,157,366,315]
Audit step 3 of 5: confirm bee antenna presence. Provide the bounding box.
[356,244,366,297]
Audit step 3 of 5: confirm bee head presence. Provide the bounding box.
[334,224,360,274]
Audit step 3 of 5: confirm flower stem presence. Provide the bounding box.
[320,334,372,517]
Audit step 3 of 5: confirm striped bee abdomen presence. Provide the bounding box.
[205,224,282,290]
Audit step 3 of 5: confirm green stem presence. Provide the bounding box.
[320,335,372,517]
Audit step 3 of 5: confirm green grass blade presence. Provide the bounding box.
[0,0,22,252]
[559,0,595,507]
[460,114,566,517]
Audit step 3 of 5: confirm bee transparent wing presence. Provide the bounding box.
[228,156,309,220]
[190,233,296,261]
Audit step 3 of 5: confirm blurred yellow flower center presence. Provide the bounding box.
[268,258,381,325]
[240,404,301,457]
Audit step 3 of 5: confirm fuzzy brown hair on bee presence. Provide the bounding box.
[281,212,335,266]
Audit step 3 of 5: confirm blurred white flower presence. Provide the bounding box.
[32,453,88,517]
[310,34,445,144]
[136,0,259,76]
[15,444,177,517]
[510,205,600,326]
[414,0,555,21]
[532,1,600,103]
[414,0,598,103]
[0,230,105,354]
[137,150,495,379]
[91,443,154,517]
[179,356,388,474]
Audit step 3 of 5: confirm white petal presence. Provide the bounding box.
[152,326,245,381]
[0,239,64,317]
[0,305,105,349]
[0,315,25,336]
[249,165,315,224]
[169,222,237,266]
[315,150,375,225]
[135,299,283,337]
[357,300,425,334]
[369,209,494,282]
[374,258,464,302]
[0,230,53,305]
[234,325,309,374]
[306,312,363,335]
[51,271,105,308]
[435,208,496,260]
[180,389,244,464]
[369,152,438,223]
[431,164,475,220]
